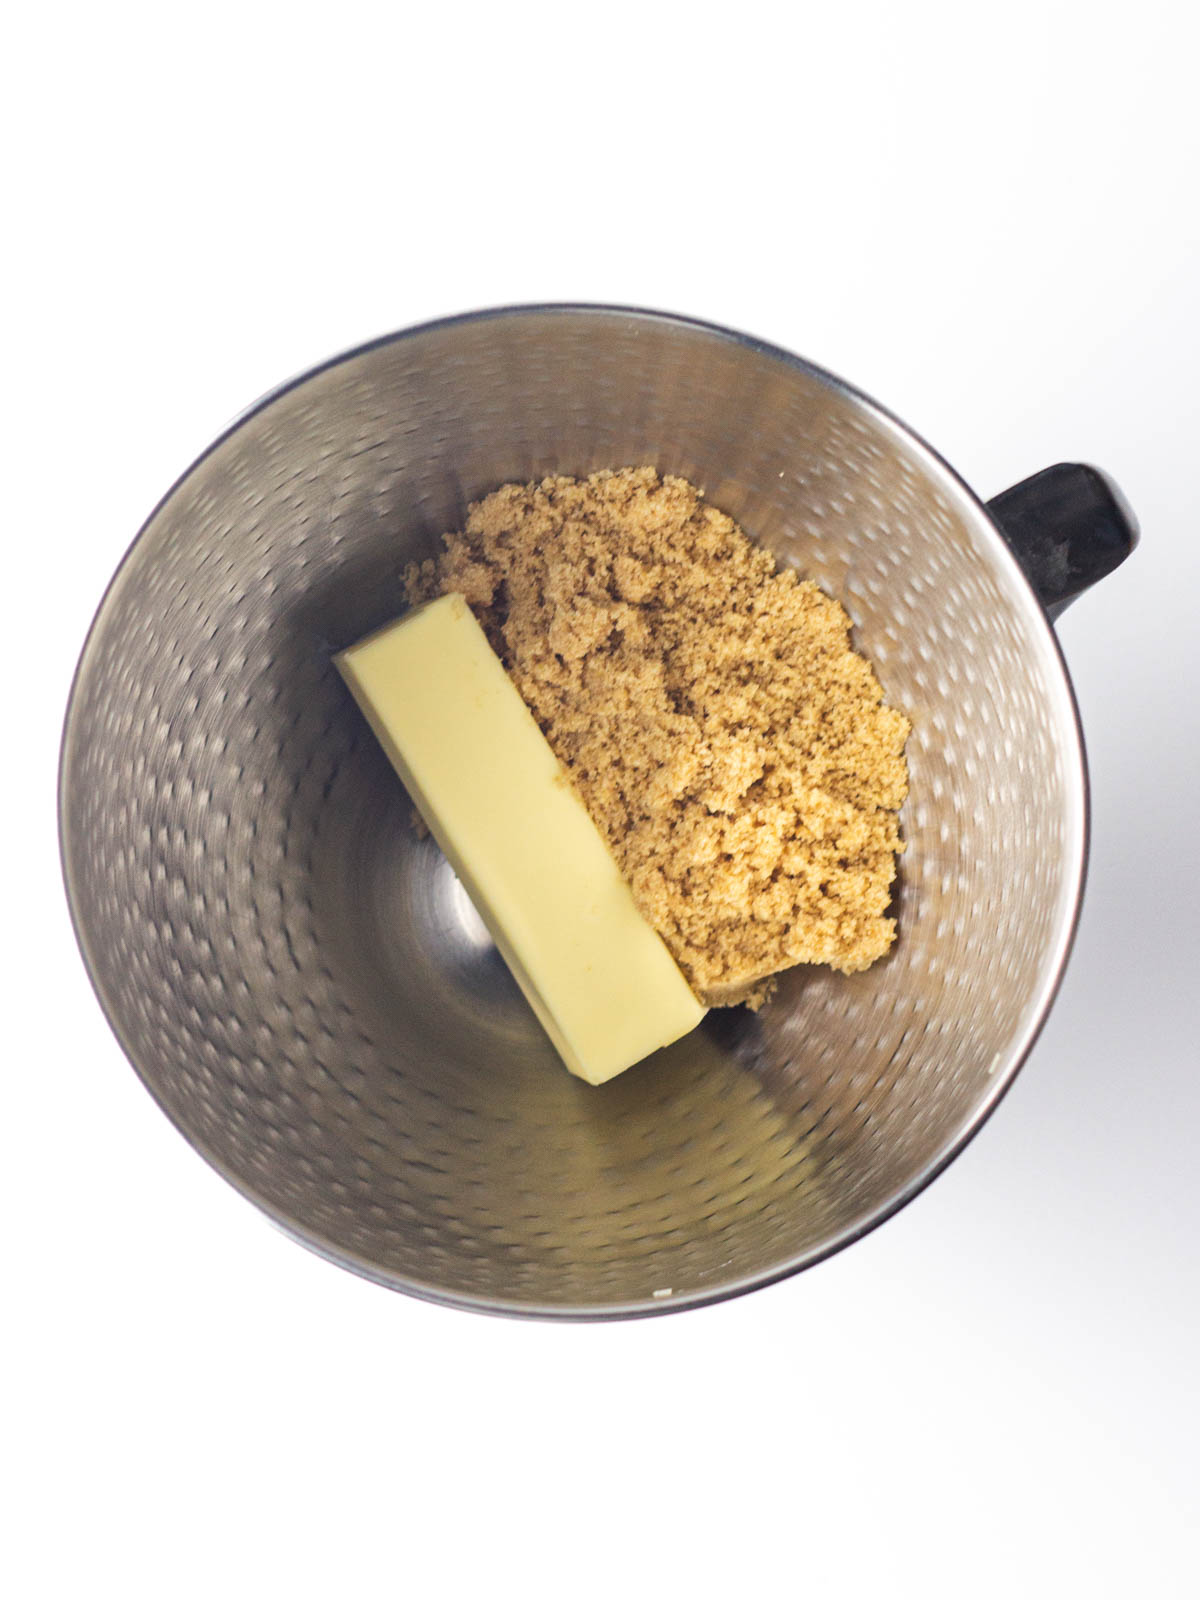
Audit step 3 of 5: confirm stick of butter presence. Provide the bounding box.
[335,594,707,1084]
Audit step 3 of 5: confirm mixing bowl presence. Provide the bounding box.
[60,306,1137,1316]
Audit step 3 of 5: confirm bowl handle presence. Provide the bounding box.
[986,463,1139,620]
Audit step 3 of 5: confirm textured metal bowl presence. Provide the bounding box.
[60,306,1133,1317]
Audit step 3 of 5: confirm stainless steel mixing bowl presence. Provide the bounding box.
[60,306,1137,1317]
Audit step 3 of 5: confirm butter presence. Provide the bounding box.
[335,594,706,1084]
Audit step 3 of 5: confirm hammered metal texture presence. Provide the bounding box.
[61,308,1085,1314]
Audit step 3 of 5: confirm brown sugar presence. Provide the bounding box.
[405,468,910,1008]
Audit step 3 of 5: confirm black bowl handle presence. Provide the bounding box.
[986,463,1139,621]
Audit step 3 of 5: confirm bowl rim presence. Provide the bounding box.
[58,301,1090,1320]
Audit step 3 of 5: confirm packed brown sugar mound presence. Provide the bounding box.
[406,468,910,1008]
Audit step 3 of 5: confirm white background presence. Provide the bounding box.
[7,4,1198,1596]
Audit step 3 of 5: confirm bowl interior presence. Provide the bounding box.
[61,309,1084,1313]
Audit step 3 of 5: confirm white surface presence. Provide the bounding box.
[8,4,1198,1596]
